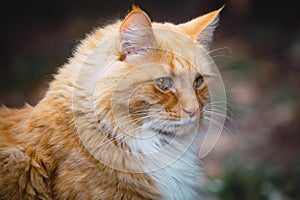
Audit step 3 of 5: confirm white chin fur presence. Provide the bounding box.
[145,116,198,135]
[126,117,204,200]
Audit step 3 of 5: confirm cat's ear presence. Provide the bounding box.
[119,6,156,56]
[178,6,224,47]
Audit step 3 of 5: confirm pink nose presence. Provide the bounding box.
[183,108,199,117]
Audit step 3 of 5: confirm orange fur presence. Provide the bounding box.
[0,6,222,199]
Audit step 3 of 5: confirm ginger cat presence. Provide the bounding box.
[0,6,223,200]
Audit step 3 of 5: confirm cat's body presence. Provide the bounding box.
[0,6,222,200]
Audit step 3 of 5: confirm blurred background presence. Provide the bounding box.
[1,0,299,199]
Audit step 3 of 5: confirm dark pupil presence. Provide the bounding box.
[196,76,203,87]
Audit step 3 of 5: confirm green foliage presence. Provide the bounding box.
[204,156,300,200]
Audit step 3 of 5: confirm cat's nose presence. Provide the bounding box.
[183,108,199,118]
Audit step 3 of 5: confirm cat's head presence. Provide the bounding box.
[93,6,223,147]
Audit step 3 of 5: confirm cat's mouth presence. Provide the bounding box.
[144,116,198,136]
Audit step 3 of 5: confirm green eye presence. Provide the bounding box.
[155,77,172,91]
[195,75,204,88]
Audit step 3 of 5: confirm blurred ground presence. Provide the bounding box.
[1,0,300,199]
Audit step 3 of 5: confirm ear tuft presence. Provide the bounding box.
[119,7,155,56]
[131,5,142,12]
[178,6,224,48]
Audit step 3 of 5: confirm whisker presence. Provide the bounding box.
[204,106,233,116]
[206,100,230,105]
[208,47,232,55]
[210,54,238,61]
[202,116,240,145]
[206,101,232,109]
[99,113,161,148]
[203,116,231,136]
[204,110,239,129]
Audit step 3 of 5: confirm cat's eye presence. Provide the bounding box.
[155,77,172,91]
[195,75,204,88]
